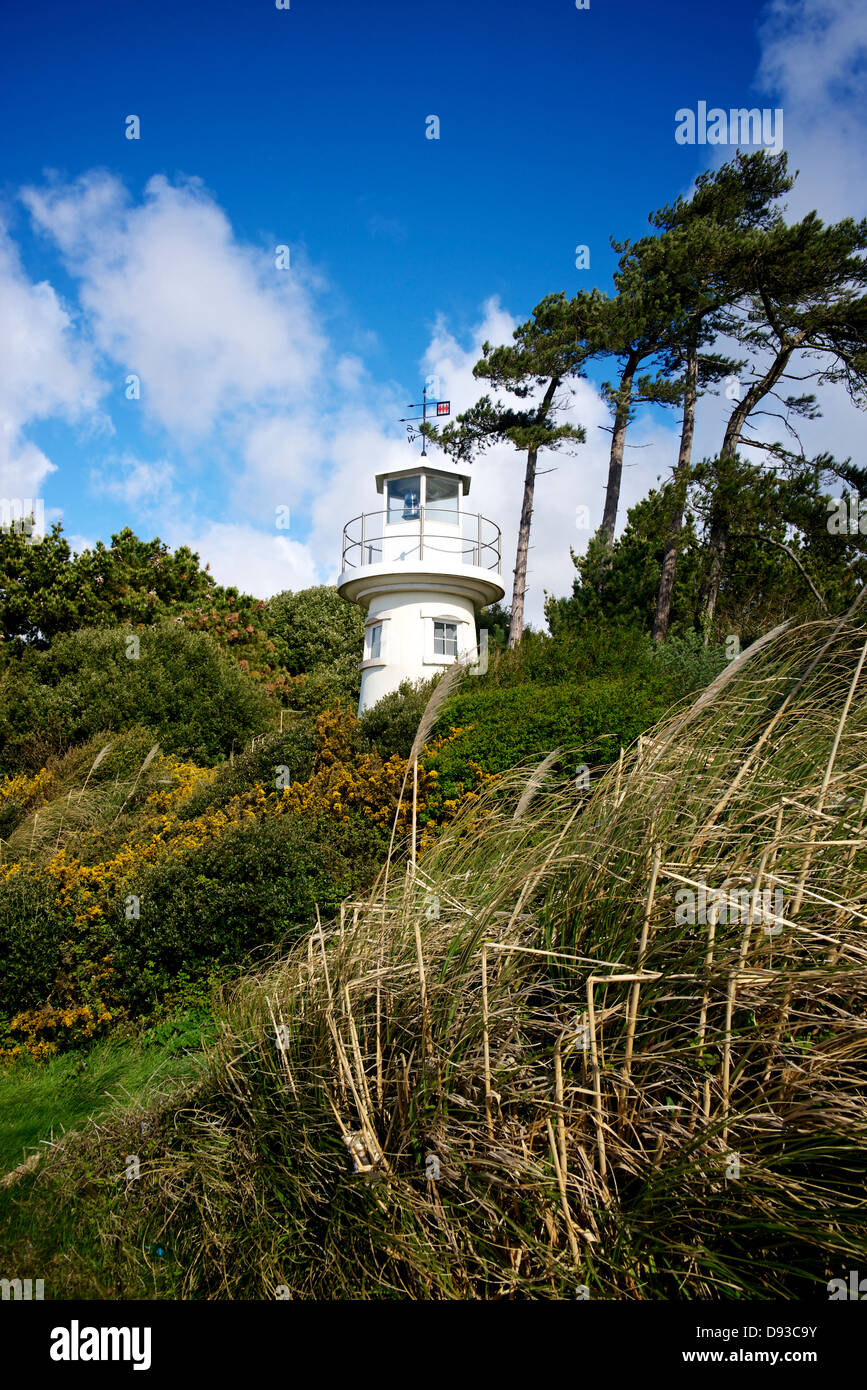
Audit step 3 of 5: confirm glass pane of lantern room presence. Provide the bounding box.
[425,474,460,526]
[387,476,420,523]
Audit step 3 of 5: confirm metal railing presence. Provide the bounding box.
[341,508,501,572]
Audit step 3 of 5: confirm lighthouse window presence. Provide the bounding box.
[387,476,420,523]
[367,624,382,660]
[426,474,460,524]
[433,621,458,658]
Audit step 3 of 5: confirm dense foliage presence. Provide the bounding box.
[0,623,273,771]
[0,524,287,682]
[548,468,867,644]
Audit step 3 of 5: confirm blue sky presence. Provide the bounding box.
[1,0,865,622]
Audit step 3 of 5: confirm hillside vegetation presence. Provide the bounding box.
[0,595,702,1067]
[2,617,865,1298]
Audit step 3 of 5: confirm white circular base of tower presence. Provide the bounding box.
[337,562,505,714]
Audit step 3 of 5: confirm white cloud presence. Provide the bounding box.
[757,0,867,219]
[334,354,366,393]
[22,172,327,443]
[0,432,56,502]
[160,520,320,601]
[90,453,179,513]
[0,223,104,498]
[235,415,325,519]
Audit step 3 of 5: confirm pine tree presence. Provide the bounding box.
[432,293,586,647]
[701,206,867,627]
[634,151,795,640]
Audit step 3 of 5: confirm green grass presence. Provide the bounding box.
[0,1010,214,1175]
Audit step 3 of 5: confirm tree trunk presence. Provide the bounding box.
[701,343,795,631]
[507,377,559,649]
[652,337,699,644]
[598,351,639,546]
[702,507,728,633]
[508,445,537,648]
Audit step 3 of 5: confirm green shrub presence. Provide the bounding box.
[265,587,364,713]
[286,656,361,714]
[480,624,655,687]
[0,623,272,771]
[651,629,728,689]
[359,679,435,759]
[0,875,69,1015]
[430,676,675,796]
[108,812,386,1013]
[359,638,684,798]
[266,586,364,677]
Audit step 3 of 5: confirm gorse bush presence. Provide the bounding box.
[0,767,54,841]
[107,812,386,1016]
[0,624,704,1062]
[171,723,320,823]
[0,700,489,1056]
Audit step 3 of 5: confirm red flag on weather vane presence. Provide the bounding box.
[399,386,450,456]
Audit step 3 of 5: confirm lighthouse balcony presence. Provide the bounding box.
[340,507,501,573]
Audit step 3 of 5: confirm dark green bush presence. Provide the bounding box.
[286,656,361,714]
[0,875,69,1014]
[264,586,365,714]
[359,629,690,796]
[108,812,386,1013]
[359,679,435,759]
[430,676,676,796]
[650,630,728,689]
[266,586,364,678]
[0,623,272,771]
[480,624,656,687]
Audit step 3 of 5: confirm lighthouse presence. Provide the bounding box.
[337,459,505,714]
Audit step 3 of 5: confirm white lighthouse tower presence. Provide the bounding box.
[337,458,505,714]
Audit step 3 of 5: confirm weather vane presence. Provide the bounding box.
[399,385,450,456]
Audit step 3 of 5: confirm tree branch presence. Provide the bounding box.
[738,531,829,612]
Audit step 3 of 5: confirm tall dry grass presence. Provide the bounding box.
[11,620,867,1298]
